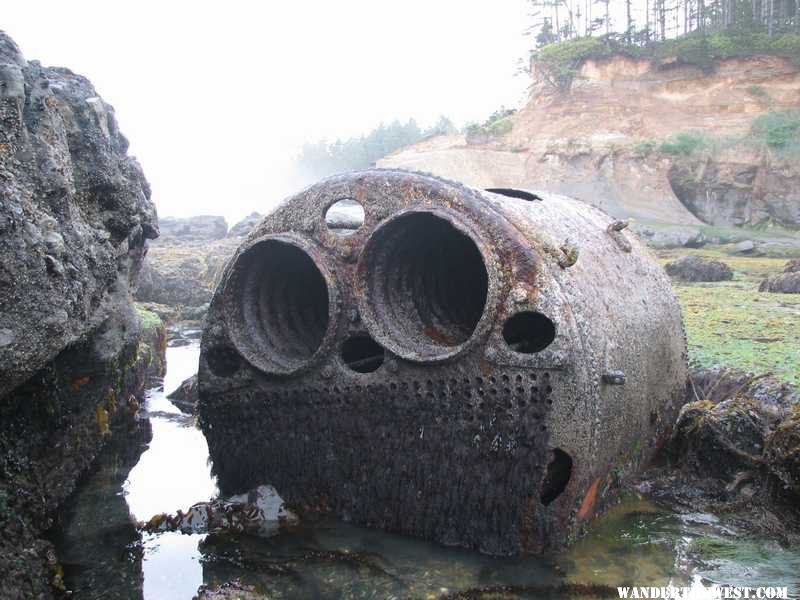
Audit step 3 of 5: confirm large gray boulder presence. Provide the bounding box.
[759,258,800,294]
[167,373,198,413]
[133,237,240,315]
[0,30,163,597]
[136,255,213,307]
[759,272,800,293]
[0,32,157,400]
[664,255,734,282]
[631,223,708,249]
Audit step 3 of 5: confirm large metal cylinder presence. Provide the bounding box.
[198,169,687,555]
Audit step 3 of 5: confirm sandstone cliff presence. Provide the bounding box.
[380,54,800,229]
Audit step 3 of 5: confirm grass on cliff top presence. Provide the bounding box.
[658,248,800,384]
[533,30,800,92]
[135,304,162,332]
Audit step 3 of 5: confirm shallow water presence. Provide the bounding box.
[51,340,800,599]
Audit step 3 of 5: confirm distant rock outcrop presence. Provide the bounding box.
[668,160,800,229]
[137,254,214,307]
[156,215,228,242]
[228,212,263,237]
[0,31,163,597]
[135,214,255,319]
[134,237,240,319]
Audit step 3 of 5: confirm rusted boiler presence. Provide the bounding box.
[198,169,687,555]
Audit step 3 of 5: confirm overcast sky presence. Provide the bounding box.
[4,1,531,225]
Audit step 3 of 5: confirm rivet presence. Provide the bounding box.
[558,240,579,268]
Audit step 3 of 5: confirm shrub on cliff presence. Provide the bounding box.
[488,117,513,136]
[653,33,714,71]
[532,31,800,92]
[464,108,516,145]
[534,36,611,91]
[751,111,800,153]
[658,131,713,155]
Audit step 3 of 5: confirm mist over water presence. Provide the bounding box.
[3,1,532,225]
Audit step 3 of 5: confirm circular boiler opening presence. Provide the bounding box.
[341,335,385,373]
[502,311,556,354]
[357,211,490,361]
[229,238,332,375]
[325,198,365,236]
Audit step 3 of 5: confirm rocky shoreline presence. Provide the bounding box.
[0,31,164,597]
[636,367,800,545]
[0,306,166,597]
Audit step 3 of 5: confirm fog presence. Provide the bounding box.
[4,1,531,226]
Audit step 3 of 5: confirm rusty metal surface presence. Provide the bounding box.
[198,169,687,555]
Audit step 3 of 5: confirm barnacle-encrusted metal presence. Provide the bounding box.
[198,169,687,555]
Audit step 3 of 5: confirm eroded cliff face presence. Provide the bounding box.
[380,55,800,228]
[0,31,162,596]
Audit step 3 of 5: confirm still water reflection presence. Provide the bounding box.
[128,342,216,599]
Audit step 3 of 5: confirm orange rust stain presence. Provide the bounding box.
[514,251,539,287]
[578,477,602,520]
[423,326,458,346]
[71,376,90,392]
[478,358,493,377]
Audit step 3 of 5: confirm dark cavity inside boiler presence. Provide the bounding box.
[199,169,687,556]
[230,238,332,375]
[357,211,489,359]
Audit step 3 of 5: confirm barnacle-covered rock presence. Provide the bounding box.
[0,30,160,597]
[167,373,198,413]
[142,484,298,537]
[759,260,800,294]
[669,397,771,481]
[664,255,733,282]
[0,33,156,399]
[764,408,800,498]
